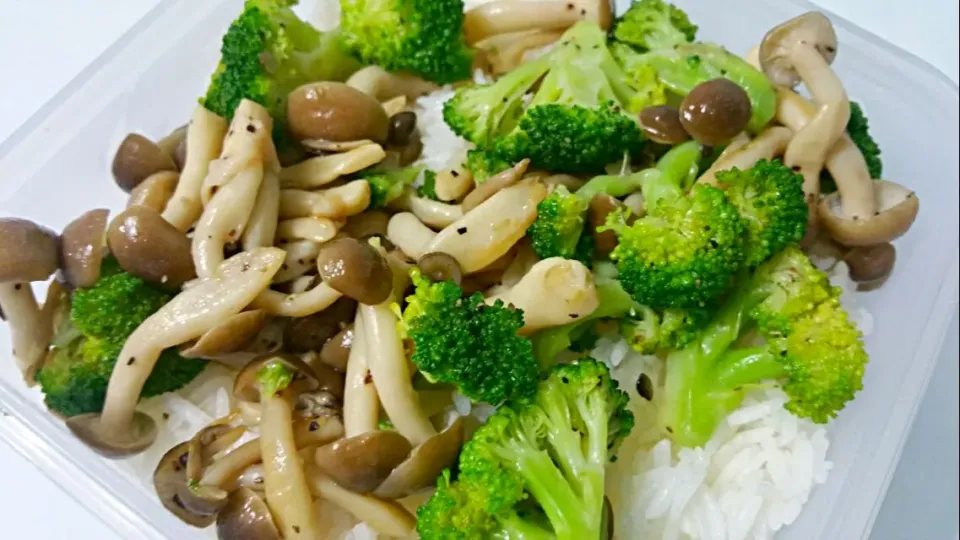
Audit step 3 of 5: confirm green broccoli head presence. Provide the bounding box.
[203,0,361,148]
[363,166,421,208]
[612,0,698,52]
[36,261,206,417]
[417,359,633,539]
[620,304,712,354]
[822,101,883,192]
[464,148,514,184]
[527,185,590,261]
[659,246,867,447]
[604,184,746,310]
[401,269,538,405]
[445,21,645,174]
[715,159,808,268]
[417,170,440,200]
[443,56,551,149]
[339,0,474,84]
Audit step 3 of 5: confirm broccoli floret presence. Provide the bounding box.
[363,166,421,208]
[203,0,361,148]
[821,101,883,192]
[622,61,669,114]
[615,42,776,133]
[445,22,645,174]
[418,170,440,200]
[603,141,746,309]
[659,246,868,447]
[715,159,808,268]
[527,170,654,262]
[465,148,514,184]
[528,185,590,262]
[35,260,206,417]
[620,304,712,354]
[611,0,698,52]
[417,359,633,539]
[339,0,473,84]
[400,269,538,404]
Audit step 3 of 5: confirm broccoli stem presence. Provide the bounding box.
[498,514,555,539]
[509,445,591,540]
[576,168,659,201]
[713,347,785,388]
[642,140,702,214]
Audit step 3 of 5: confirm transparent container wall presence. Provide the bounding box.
[0,0,956,538]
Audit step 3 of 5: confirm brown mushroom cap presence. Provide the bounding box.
[319,325,354,372]
[638,105,690,146]
[287,82,390,143]
[374,418,465,499]
[112,134,178,193]
[60,209,109,289]
[0,218,59,283]
[217,488,282,540]
[759,12,838,88]
[66,410,157,458]
[180,310,269,360]
[106,206,196,288]
[818,180,919,247]
[284,296,358,354]
[316,237,393,305]
[342,211,390,240]
[588,194,623,256]
[314,430,413,493]
[844,243,896,291]
[417,252,463,286]
[679,79,752,147]
[154,442,227,527]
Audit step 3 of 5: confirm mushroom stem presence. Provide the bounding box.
[259,384,320,539]
[161,105,228,231]
[360,300,437,446]
[98,249,284,439]
[279,182,372,220]
[346,66,440,102]
[698,126,793,185]
[386,213,438,261]
[252,281,344,318]
[434,166,474,202]
[0,282,52,380]
[487,258,599,334]
[464,1,610,45]
[776,88,877,220]
[781,43,851,210]
[390,188,464,229]
[242,168,281,250]
[192,163,265,278]
[279,145,386,190]
[304,467,416,538]
[344,314,380,438]
[477,29,566,75]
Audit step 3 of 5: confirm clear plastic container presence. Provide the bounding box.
[0,0,956,538]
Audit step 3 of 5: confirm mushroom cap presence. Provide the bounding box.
[313,430,413,493]
[819,180,920,247]
[373,418,465,499]
[66,411,157,458]
[154,442,228,527]
[60,209,110,289]
[759,12,838,88]
[216,488,282,540]
[0,218,60,283]
[180,310,269,360]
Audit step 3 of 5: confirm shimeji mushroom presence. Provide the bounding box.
[389,187,465,229]
[0,218,60,380]
[60,209,110,289]
[67,248,285,457]
[463,0,613,46]
[775,89,920,246]
[759,12,849,212]
[487,257,600,334]
[217,488,282,540]
[345,65,440,102]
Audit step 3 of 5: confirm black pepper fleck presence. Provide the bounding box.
[127,357,136,365]
[246,124,256,133]
[451,170,459,177]
[457,227,468,235]
[569,313,578,319]
[293,526,301,534]
[636,373,654,401]
[309,421,319,432]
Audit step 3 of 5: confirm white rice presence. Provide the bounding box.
[414,87,473,173]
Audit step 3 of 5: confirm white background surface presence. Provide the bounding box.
[0,1,956,539]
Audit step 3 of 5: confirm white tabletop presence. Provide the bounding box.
[0,1,956,539]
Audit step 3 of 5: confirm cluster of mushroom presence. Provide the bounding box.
[464,0,614,75]
[640,11,918,290]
